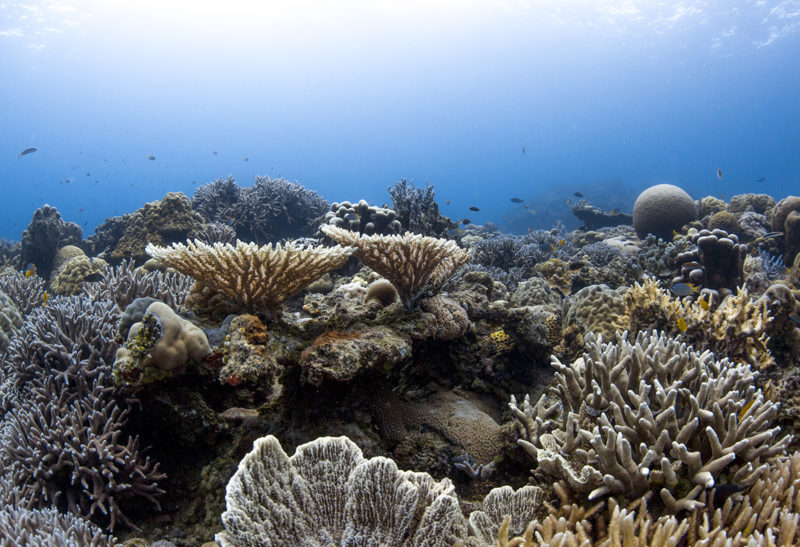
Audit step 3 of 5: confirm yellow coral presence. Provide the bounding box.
[489,328,513,352]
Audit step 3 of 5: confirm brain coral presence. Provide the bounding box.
[632,184,696,239]
[562,284,628,339]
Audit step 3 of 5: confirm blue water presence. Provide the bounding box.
[2,1,799,240]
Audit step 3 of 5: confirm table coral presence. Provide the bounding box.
[321,225,469,309]
[146,238,354,317]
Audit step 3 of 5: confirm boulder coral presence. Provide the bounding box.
[771,195,800,263]
[632,184,696,240]
[113,301,210,383]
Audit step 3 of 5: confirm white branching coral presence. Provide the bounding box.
[145,239,354,314]
[510,330,791,513]
[321,225,470,308]
[216,435,468,547]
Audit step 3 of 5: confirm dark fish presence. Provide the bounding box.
[211,150,218,155]
[569,261,584,271]
[566,199,572,205]
[78,208,83,212]
[789,314,800,326]
[18,147,37,157]
[521,146,525,155]
[146,155,156,160]
[446,200,450,205]
[574,192,583,198]
[469,206,480,212]
[609,208,621,215]
[85,172,91,176]
[761,232,784,239]
[757,176,766,182]
[462,219,471,225]
[242,157,249,161]
[510,197,524,203]
[713,483,746,506]
[716,168,723,180]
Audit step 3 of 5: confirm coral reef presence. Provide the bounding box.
[216,435,468,546]
[113,301,210,384]
[706,210,740,233]
[324,199,402,235]
[195,221,237,245]
[191,175,241,223]
[49,246,106,296]
[562,284,628,339]
[0,289,22,352]
[674,228,748,296]
[86,258,193,311]
[419,296,471,340]
[218,314,283,387]
[729,192,776,215]
[0,505,114,546]
[321,225,469,309]
[364,278,399,307]
[738,210,770,241]
[388,179,457,238]
[632,184,696,239]
[510,330,790,511]
[20,204,82,278]
[771,195,800,263]
[226,176,329,244]
[697,195,727,218]
[570,200,632,230]
[146,239,354,316]
[111,192,204,262]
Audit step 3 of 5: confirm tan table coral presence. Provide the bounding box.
[146,239,354,317]
[321,225,469,309]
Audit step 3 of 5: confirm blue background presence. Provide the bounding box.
[2,1,799,239]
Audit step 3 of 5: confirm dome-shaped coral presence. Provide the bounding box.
[632,184,696,239]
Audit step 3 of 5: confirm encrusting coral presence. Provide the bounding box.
[509,330,790,512]
[321,224,470,309]
[145,239,354,317]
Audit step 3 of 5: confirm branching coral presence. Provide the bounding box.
[216,434,468,546]
[510,330,790,512]
[387,179,456,238]
[321,225,469,309]
[0,505,114,546]
[624,277,774,369]
[86,258,192,311]
[146,239,354,316]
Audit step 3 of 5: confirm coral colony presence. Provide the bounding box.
[1,177,800,545]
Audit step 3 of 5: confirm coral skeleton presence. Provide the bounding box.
[510,330,791,512]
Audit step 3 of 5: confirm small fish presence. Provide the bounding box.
[528,209,536,215]
[447,228,462,237]
[609,208,620,215]
[698,298,710,311]
[85,172,91,176]
[242,157,249,161]
[789,314,800,326]
[510,197,524,203]
[716,168,723,180]
[502,217,510,222]
[462,219,471,225]
[676,317,688,332]
[528,227,533,234]
[761,232,785,239]
[469,206,480,212]
[757,176,766,182]
[549,243,557,251]
[446,200,450,205]
[713,483,745,506]
[569,261,583,271]
[525,202,530,208]
[521,146,526,155]
[738,399,756,421]
[211,150,218,155]
[574,192,583,198]
[18,147,37,157]
[671,283,700,297]
[42,291,49,305]
[24,263,36,277]
[146,155,156,160]
[78,208,84,212]
[557,239,565,246]
[566,199,572,205]
[672,229,679,237]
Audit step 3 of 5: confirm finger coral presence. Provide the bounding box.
[321,225,469,309]
[509,330,791,512]
[145,239,354,317]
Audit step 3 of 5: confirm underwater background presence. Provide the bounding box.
[2,0,799,239]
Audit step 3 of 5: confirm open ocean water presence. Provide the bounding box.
[1,1,798,240]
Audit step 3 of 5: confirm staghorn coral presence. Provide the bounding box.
[0,289,22,352]
[216,434,468,546]
[623,277,774,369]
[509,330,790,512]
[226,176,329,244]
[0,375,165,532]
[146,239,354,317]
[388,179,457,238]
[195,221,238,245]
[111,192,204,262]
[86,258,192,311]
[113,301,210,384]
[191,175,242,223]
[321,225,469,309]
[0,505,114,546]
